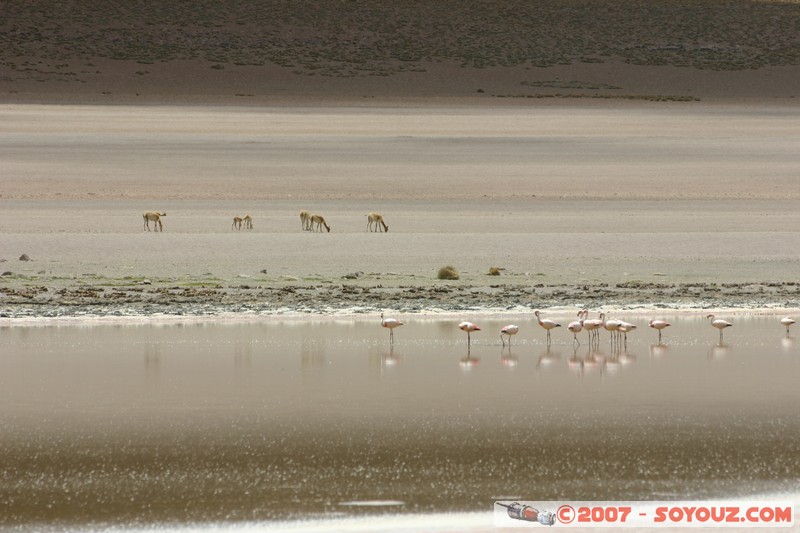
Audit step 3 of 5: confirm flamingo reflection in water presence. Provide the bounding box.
[500,343,519,367]
[583,349,604,374]
[536,346,561,370]
[568,345,584,376]
[709,342,732,361]
[382,345,399,367]
[649,343,670,359]
[460,353,480,369]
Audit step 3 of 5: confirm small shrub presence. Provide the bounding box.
[437,265,459,280]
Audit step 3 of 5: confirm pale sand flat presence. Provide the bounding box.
[0,105,798,292]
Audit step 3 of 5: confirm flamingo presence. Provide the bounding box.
[459,321,481,349]
[617,320,637,347]
[380,312,404,344]
[567,317,583,346]
[649,319,671,343]
[707,314,732,342]
[500,324,519,347]
[534,310,561,344]
[603,315,622,344]
[780,316,795,335]
[582,310,603,343]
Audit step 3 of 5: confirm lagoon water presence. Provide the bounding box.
[1,314,799,531]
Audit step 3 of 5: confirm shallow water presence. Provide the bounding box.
[1,314,799,530]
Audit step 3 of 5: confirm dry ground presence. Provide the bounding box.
[1,105,799,318]
[1,0,799,104]
[2,2,800,317]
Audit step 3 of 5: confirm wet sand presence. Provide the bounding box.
[2,105,800,319]
[1,316,799,530]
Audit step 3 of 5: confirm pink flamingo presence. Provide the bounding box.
[459,321,481,348]
[707,314,732,342]
[617,320,637,347]
[567,316,583,346]
[380,312,404,344]
[780,316,795,335]
[582,310,603,343]
[648,319,671,343]
[603,315,622,344]
[534,310,561,344]
[500,324,519,347]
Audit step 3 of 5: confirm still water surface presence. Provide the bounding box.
[1,314,798,530]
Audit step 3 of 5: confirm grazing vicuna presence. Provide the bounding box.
[310,214,331,233]
[300,210,312,231]
[143,212,166,232]
[367,212,389,232]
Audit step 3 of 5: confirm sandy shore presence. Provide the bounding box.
[1,105,799,319]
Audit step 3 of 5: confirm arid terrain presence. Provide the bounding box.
[1,105,799,319]
[1,0,799,105]
[1,1,799,320]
